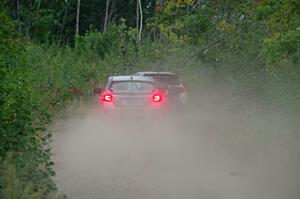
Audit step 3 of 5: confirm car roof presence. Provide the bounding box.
[135,71,176,76]
[109,75,154,82]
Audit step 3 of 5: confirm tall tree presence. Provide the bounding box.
[59,0,69,44]
[137,0,143,45]
[75,0,81,37]
[16,0,20,30]
[136,0,140,43]
[103,0,110,32]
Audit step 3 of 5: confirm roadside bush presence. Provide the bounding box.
[1,6,136,198]
[146,0,300,117]
[263,30,300,68]
[0,4,55,197]
[76,30,118,60]
[1,153,47,199]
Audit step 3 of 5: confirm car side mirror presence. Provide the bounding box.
[93,88,101,95]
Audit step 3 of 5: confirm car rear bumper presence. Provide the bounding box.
[97,106,166,119]
[97,101,165,112]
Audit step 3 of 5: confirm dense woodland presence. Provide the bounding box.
[0,0,299,198]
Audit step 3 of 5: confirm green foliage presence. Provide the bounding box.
[148,0,300,115]
[0,6,54,198]
[1,0,300,197]
[76,30,118,59]
[263,30,300,68]
[73,20,138,60]
[181,11,211,44]
[0,9,20,68]
[256,0,300,32]
[2,153,46,199]
[257,0,300,68]
[1,16,132,198]
[6,0,156,43]
[0,27,137,196]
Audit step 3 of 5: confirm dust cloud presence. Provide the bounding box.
[51,86,300,199]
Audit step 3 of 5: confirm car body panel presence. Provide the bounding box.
[135,72,188,106]
[97,75,166,111]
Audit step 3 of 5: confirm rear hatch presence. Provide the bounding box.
[112,92,152,108]
[167,85,186,97]
[109,80,155,108]
[146,74,185,97]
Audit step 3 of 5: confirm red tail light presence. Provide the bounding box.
[102,94,112,102]
[152,94,162,102]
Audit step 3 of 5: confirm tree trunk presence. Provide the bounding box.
[136,0,140,44]
[103,0,110,32]
[59,0,68,44]
[75,0,81,37]
[108,0,115,24]
[37,0,41,11]
[137,0,143,45]
[196,0,202,8]
[224,0,228,17]
[17,0,20,31]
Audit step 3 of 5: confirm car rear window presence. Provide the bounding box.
[110,81,154,92]
[145,75,181,86]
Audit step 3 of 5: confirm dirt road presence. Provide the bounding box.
[52,96,300,199]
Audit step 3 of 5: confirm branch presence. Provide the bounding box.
[181,40,219,67]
